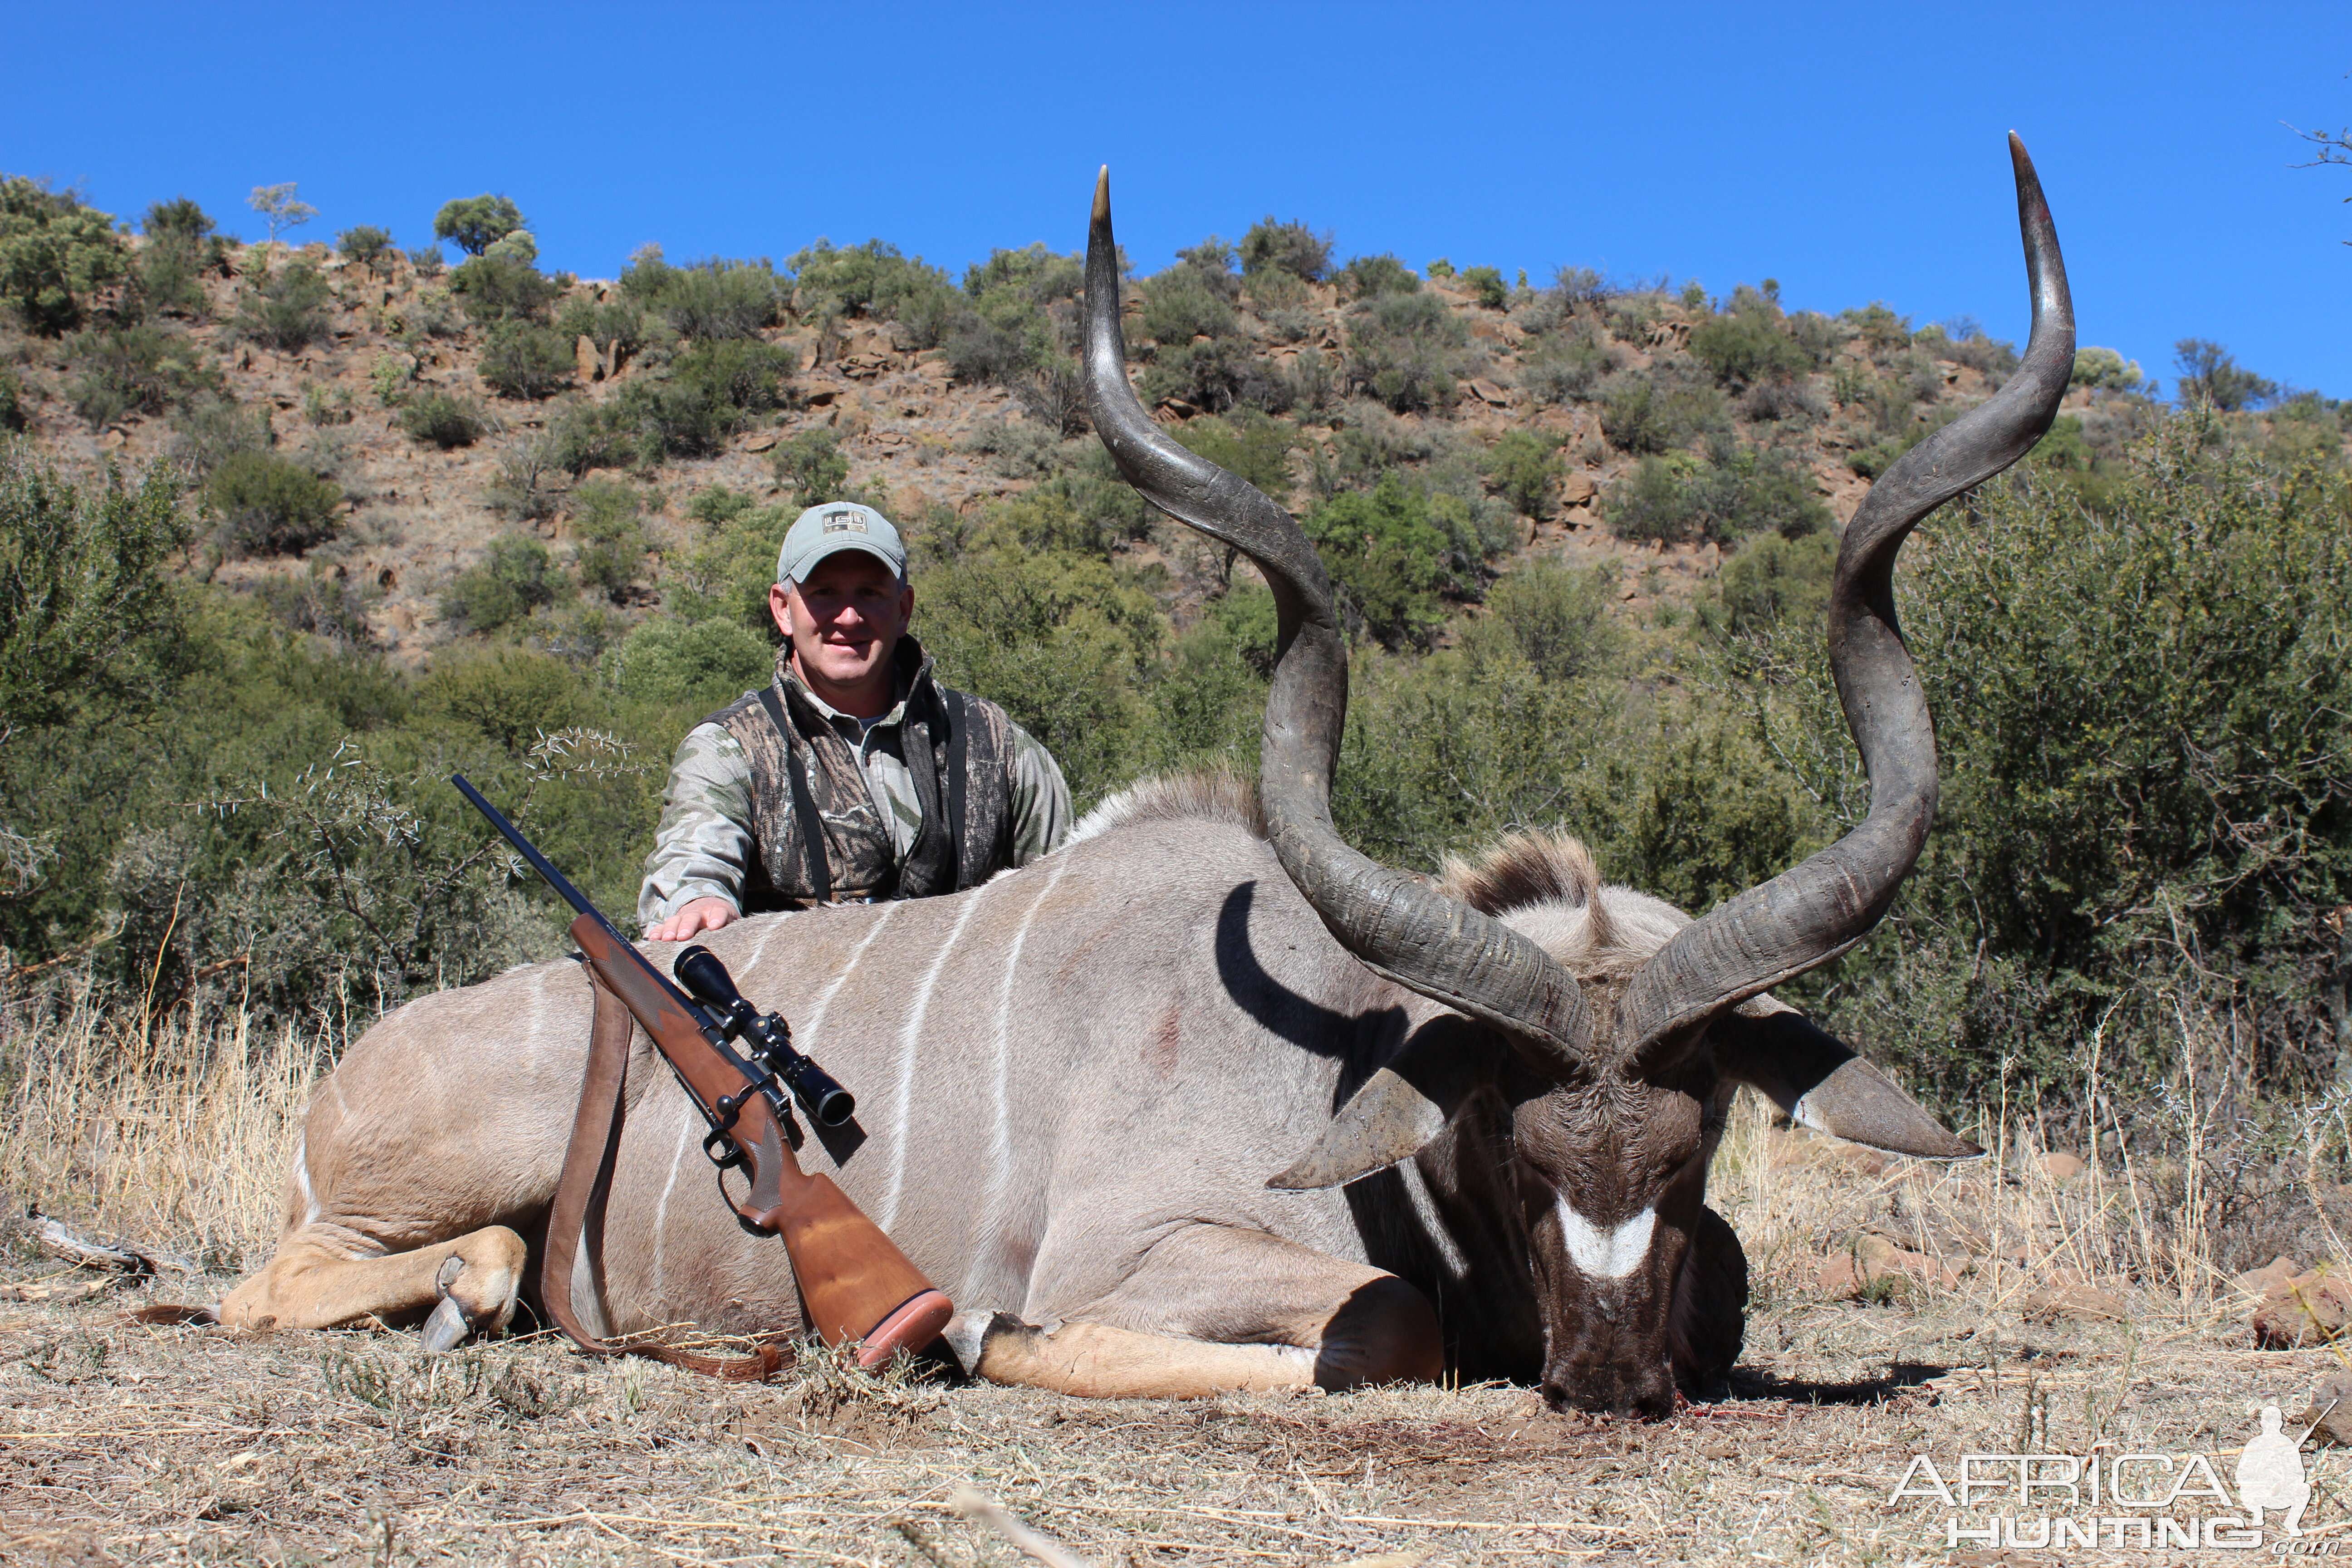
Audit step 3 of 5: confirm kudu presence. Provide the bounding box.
[216,138,2071,1416]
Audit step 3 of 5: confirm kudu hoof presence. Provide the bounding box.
[419,1255,471,1355]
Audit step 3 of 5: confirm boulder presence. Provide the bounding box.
[1819,1233,1960,1299]
[1468,377,1512,407]
[2231,1255,2301,1305]
[2295,1370,2352,1447]
[2039,1151,2087,1181]
[2252,1269,2352,1349]
[575,334,601,383]
[2022,1283,2131,1323]
[1558,471,1597,507]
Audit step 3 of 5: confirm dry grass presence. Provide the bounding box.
[4,1002,2349,1566]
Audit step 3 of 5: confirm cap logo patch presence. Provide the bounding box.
[822,509,867,534]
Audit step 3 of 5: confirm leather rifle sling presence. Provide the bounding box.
[539,965,789,1380]
[758,686,833,906]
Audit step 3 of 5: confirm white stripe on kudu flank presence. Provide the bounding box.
[799,902,901,1046]
[970,855,1071,1289]
[649,1095,696,1298]
[881,891,984,1228]
[1554,1199,1656,1280]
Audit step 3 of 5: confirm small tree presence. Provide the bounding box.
[248,183,318,247]
[0,176,127,335]
[336,224,396,274]
[2172,338,2277,411]
[434,194,526,257]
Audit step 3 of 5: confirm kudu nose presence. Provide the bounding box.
[1541,1359,1677,1421]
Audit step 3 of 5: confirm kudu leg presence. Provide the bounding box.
[950,1225,1441,1398]
[217,1225,529,1348]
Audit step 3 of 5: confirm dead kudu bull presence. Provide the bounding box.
[217,140,2071,1416]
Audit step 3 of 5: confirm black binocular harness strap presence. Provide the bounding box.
[756,686,834,907]
[539,968,792,1381]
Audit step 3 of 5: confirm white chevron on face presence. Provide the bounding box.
[1554,1198,1656,1280]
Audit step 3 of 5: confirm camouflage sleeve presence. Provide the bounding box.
[1006,720,1073,866]
[637,722,758,929]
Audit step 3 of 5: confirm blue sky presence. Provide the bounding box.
[5,1,2347,398]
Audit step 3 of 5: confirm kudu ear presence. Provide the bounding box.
[1713,1003,1982,1160]
[1266,1021,1502,1191]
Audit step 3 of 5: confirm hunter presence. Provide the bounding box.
[641,501,1071,940]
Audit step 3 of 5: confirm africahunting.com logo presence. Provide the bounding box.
[1887,1406,2327,1552]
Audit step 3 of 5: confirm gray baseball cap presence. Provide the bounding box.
[775,501,908,584]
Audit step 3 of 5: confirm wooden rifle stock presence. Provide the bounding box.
[568,913,952,1368]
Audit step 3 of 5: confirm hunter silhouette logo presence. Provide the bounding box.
[1888,1406,2327,1551]
[2237,1406,2311,1537]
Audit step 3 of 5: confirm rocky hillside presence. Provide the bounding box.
[0,206,2202,666]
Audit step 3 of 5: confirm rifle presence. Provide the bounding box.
[452,774,953,1371]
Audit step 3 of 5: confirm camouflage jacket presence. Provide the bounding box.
[638,637,1070,925]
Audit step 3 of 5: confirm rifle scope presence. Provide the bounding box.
[674,946,856,1127]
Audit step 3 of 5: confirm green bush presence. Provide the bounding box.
[449,253,561,323]
[787,238,959,342]
[773,428,850,510]
[554,293,655,366]
[1140,251,1240,346]
[1840,301,1911,359]
[206,450,344,557]
[1172,411,1297,498]
[1689,299,1817,387]
[66,323,220,428]
[1708,529,1835,635]
[230,259,332,351]
[135,197,226,317]
[167,396,272,476]
[546,399,637,476]
[1606,437,1828,545]
[618,247,785,340]
[614,337,795,461]
[602,614,773,710]
[407,245,445,279]
[1522,331,1618,405]
[1458,266,1507,309]
[440,535,569,632]
[434,195,526,258]
[1467,558,1620,681]
[1338,254,1418,300]
[0,176,127,335]
[479,320,575,399]
[1597,369,1730,454]
[1483,429,1563,517]
[1303,475,1455,649]
[569,479,647,600]
[1240,218,1333,282]
[2174,338,2276,411]
[336,225,396,274]
[1343,291,1472,413]
[2071,346,2146,394]
[0,366,24,432]
[399,391,489,449]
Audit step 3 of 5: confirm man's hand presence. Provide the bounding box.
[648,897,740,943]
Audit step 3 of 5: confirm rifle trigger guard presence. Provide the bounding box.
[701,1127,745,1171]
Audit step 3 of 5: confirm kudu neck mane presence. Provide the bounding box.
[1071,772,1687,986]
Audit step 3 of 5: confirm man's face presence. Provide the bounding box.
[770,551,914,703]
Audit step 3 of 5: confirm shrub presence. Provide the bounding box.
[439,535,569,631]
[407,245,445,279]
[135,197,227,317]
[1470,558,1620,681]
[479,320,575,399]
[945,314,1040,384]
[485,431,563,521]
[1139,263,1236,345]
[1710,529,1835,634]
[1139,337,1294,416]
[554,294,654,366]
[1597,369,1729,454]
[66,323,220,428]
[2071,346,2146,394]
[964,242,1085,309]
[1689,301,1816,387]
[230,259,332,351]
[448,253,560,323]
[168,396,272,476]
[569,479,647,600]
[1522,332,1618,405]
[546,399,636,476]
[1343,291,1472,413]
[434,195,526,258]
[0,176,127,335]
[205,449,344,557]
[786,238,959,340]
[602,615,774,710]
[1606,436,1828,545]
[143,197,214,242]
[618,247,785,340]
[773,428,850,510]
[1303,475,1454,649]
[1458,266,1507,309]
[1338,254,1418,300]
[2174,338,2276,411]
[1172,411,1296,498]
[336,225,396,275]
[1840,301,1911,359]
[1483,429,1563,517]
[0,365,24,432]
[1240,217,1333,282]
[399,391,488,449]
[615,337,795,460]
[1740,379,1824,424]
